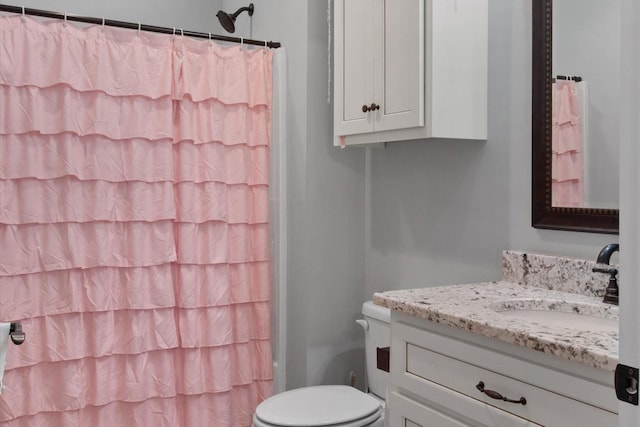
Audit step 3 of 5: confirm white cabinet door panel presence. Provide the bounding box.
[376,0,424,132]
[335,0,376,136]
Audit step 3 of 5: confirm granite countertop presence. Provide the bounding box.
[373,281,619,371]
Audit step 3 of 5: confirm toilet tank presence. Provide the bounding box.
[361,301,390,400]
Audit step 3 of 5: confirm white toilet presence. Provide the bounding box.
[252,301,390,427]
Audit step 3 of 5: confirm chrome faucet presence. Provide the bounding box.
[592,243,619,305]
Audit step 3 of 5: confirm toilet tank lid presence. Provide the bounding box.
[362,301,390,323]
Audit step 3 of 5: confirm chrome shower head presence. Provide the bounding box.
[216,3,254,34]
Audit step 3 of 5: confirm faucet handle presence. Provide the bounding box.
[592,264,620,306]
[593,266,618,276]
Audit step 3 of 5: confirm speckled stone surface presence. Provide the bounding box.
[502,250,616,298]
[374,252,620,371]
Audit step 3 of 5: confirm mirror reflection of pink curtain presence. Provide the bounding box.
[0,15,272,426]
[552,80,584,207]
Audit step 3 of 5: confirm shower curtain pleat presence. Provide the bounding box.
[0,15,273,427]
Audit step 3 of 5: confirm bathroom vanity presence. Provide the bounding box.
[374,251,619,426]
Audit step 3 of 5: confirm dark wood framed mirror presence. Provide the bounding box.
[532,0,619,234]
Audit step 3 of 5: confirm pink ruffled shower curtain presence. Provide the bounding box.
[552,80,584,207]
[0,15,272,426]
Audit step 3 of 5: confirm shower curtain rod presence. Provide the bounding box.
[0,4,281,48]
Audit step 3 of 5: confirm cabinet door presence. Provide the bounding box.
[374,0,424,132]
[389,392,470,427]
[334,0,377,137]
[334,0,424,139]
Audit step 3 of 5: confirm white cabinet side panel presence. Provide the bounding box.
[619,0,640,424]
[430,0,488,139]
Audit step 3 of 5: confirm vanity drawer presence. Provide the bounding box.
[389,390,541,427]
[391,322,617,427]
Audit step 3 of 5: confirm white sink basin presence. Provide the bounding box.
[489,299,619,333]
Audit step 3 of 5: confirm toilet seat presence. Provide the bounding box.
[253,385,383,427]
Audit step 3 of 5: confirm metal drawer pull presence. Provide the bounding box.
[476,381,527,405]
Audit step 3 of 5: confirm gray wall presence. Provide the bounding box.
[365,0,618,297]
[244,0,618,391]
[221,0,368,391]
[6,0,221,32]
[4,0,621,395]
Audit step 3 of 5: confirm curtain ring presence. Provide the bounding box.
[172,27,176,36]
[102,17,106,27]
[264,40,268,48]
[138,22,141,33]
[180,28,183,37]
[63,12,68,27]
[240,37,244,46]
[21,6,26,22]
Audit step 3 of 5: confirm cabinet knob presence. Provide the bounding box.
[362,103,381,113]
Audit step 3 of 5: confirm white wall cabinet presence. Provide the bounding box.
[333,0,488,147]
[389,312,618,427]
